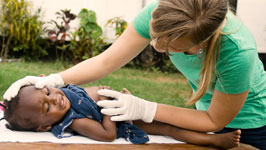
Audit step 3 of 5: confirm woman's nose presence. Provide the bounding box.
[153,46,166,53]
[151,40,166,53]
[154,48,166,53]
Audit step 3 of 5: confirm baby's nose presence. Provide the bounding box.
[51,95,59,105]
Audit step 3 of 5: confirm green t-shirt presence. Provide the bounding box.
[133,1,266,129]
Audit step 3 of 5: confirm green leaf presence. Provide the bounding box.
[90,25,102,39]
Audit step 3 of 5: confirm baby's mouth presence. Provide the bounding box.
[59,94,66,110]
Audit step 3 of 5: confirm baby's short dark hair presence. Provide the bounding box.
[3,87,38,131]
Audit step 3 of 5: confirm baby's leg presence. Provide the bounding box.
[121,88,240,148]
[133,120,240,149]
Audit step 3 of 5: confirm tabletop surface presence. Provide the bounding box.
[0,142,258,150]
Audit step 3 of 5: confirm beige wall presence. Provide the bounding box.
[237,0,266,53]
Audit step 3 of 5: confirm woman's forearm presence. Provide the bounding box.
[59,23,150,85]
[59,54,112,85]
[154,90,248,132]
[154,104,219,132]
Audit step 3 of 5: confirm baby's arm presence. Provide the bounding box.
[69,113,116,142]
[83,86,102,102]
[84,86,115,102]
[69,86,116,142]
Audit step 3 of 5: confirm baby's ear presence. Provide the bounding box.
[36,125,51,132]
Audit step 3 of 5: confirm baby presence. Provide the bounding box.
[1,85,241,148]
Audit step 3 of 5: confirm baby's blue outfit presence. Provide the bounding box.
[51,85,149,144]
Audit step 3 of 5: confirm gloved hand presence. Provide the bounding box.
[35,74,64,89]
[4,76,42,101]
[3,74,64,101]
[97,89,157,123]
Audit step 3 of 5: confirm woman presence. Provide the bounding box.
[4,0,266,149]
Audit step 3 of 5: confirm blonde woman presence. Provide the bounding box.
[4,0,266,149]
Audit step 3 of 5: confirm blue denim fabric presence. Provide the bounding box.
[216,125,266,150]
[51,85,149,144]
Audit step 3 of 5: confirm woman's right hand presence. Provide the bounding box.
[3,74,64,101]
[35,74,64,88]
[4,76,42,101]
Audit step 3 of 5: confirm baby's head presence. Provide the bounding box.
[3,85,71,132]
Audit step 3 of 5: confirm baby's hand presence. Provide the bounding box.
[98,86,113,100]
[98,86,112,90]
[120,88,131,95]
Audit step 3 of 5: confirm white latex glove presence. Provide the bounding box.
[97,89,157,123]
[4,76,42,101]
[35,74,64,89]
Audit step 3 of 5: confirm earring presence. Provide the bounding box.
[197,48,204,59]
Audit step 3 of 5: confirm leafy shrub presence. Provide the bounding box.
[67,9,106,63]
[46,8,107,63]
[0,0,46,60]
[105,17,127,38]
[126,45,177,73]
[45,9,76,60]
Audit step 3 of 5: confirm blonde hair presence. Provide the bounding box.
[150,0,228,104]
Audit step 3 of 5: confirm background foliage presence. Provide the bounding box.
[0,0,46,60]
[45,9,106,63]
[67,9,106,63]
[105,17,127,38]
[0,0,177,73]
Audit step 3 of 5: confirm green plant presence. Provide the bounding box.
[47,9,76,43]
[0,0,46,60]
[66,8,106,63]
[46,9,76,60]
[105,17,127,38]
[45,8,106,63]
[126,45,178,73]
[79,9,102,40]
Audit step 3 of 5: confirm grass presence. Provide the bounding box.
[0,61,192,108]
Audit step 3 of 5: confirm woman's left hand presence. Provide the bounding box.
[97,89,157,123]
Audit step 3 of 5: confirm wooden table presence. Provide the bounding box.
[0,142,258,150]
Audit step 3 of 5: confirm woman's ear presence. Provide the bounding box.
[36,125,51,132]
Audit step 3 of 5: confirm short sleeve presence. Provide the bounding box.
[215,46,256,94]
[133,1,158,39]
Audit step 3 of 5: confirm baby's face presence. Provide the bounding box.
[16,86,71,131]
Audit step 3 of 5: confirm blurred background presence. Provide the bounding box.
[31,0,266,54]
